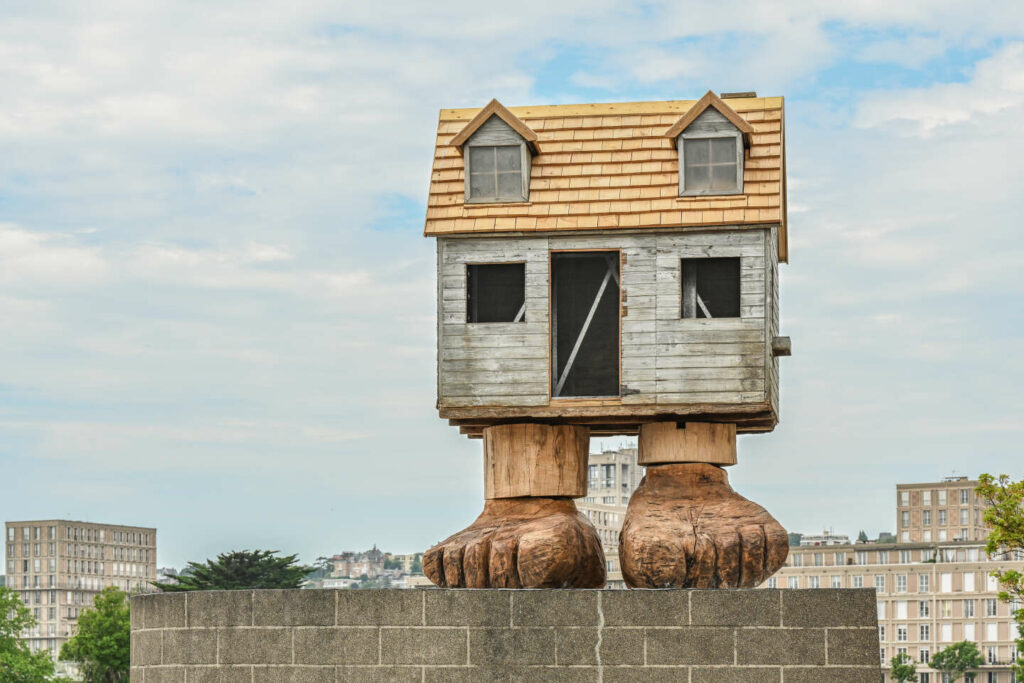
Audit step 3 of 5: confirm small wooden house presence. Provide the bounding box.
[425,92,789,438]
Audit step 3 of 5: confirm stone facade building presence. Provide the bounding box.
[331,545,385,578]
[576,446,643,583]
[896,476,990,543]
[4,519,157,661]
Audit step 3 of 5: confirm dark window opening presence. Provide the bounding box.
[468,145,523,202]
[681,257,740,318]
[552,252,620,397]
[466,263,525,323]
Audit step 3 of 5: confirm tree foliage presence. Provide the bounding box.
[977,473,1024,678]
[857,530,869,543]
[0,586,62,682]
[889,651,918,682]
[930,641,984,682]
[154,550,312,591]
[59,587,130,682]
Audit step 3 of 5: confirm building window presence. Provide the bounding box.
[809,576,820,589]
[939,529,947,542]
[765,577,777,588]
[787,576,799,590]
[875,575,886,592]
[853,576,864,588]
[791,554,803,567]
[920,624,930,641]
[938,490,947,505]
[920,600,930,617]
[902,511,911,527]
[987,647,998,665]
[879,551,890,564]
[834,552,846,566]
[965,599,975,617]
[856,551,867,566]
[814,553,824,567]
[986,599,998,617]
[919,574,930,592]
[877,601,886,619]
[897,601,908,619]
[899,550,912,564]
[678,133,743,196]
[939,511,948,526]
[680,257,740,319]
[897,575,907,593]
[831,575,842,588]
[960,489,970,505]
[466,145,527,203]
[941,624,952,642]
[897,626,908,642]
[940,600,953,618]
[960,509,970,525]
[466,263,526,323]
[923,491,932,506]
[879,625,886,641]
[941,573,953,592]
[924,510,932,525]
[921,648,930,664]
[924,530,932,542]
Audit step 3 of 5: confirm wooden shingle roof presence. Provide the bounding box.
[424,94,788,262]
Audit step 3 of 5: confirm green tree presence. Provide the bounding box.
[857,530,869,543]
[59,587,129,682]
[889,651,918,682]
[154,550,312,591]
[0,586,61,682]
[976,473,1024,678]
[411,553,422,574]
[930,641,983,682]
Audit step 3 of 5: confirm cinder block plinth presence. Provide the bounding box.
[130,588,880,682]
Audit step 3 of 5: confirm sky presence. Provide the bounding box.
[1,1,1023,569]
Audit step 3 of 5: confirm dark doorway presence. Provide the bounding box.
[551,252,620,397]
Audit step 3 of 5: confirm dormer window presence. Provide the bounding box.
[449,99,539,205]
[665,91,754,198]
[468,145,526,203]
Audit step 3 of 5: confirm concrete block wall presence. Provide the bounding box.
[130,588,880,682]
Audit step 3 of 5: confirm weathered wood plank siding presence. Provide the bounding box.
[438,228,775,410]
[766,225,781,420]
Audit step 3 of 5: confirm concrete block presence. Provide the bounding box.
[601,589,688,626]
[599,628,645,666]
[469,628,555,666]
[381,627,467,665]
[554,628,598,665]
[781,589,877,628]
[692,666,781,682]
[188,591,252,627]
[512,590,598,626]
[736,628,826,665]
[691,589,780,626]
[252,666,333,683]
[337,589,423,626]
[603,667,689,682]
[784,667,879,683]
[217,628,291,665]
[337,667,422,683]
[146,668,185,683]
[131,666,144,683]
[423,668,511,683]
[185,666,253,683]
[254,590,333,626]
[292,627,379,665]
[162,630,217,665]
[140,593,186,629]
[826,628,881,666]
[509,668,599,683]
[646,627,734,665]
[425,589,510,626]
[132,630,163,666]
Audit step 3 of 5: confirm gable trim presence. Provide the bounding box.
[663,91,755,146]
[449,99,540,154]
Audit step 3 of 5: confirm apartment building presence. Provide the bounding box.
[4,519,157,660]
[897,476,990,543]
[577,446,643,584]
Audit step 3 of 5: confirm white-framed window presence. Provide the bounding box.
[877,601,886,619]
[920,648,930,663]
[986,622,998,641]
[787,576,799,590]
[791,553,803,567]
[765,577,777,588]
[964,573,975,592]
[897,625,908,642]
[897,600,908,619]
[920,624,930,640]
[875,575,886,592]
[899,550,912,564]
[924,510,932,525]
[897,575,908,593]
[924,530,932,542]
[923,491,932,506]
[879,551,890,564]
[814,553,824,567]
[941,623,952,641]
[853,576,864,588]
[939,529,947,542]
[902,511,911,526]
[965,623,975,641]
[987,646,998,664]
[856,551,867,566]
[938,490,947,505]
[939,510,948,525]
[809,576,820,589]
[965,599,975,617]
[960,489,970,505]
[901,491,909,506]
[986,599,998,617]
[940,600,953,617]
[831,575,842,588]
[919,574,930,592]
[987,574,999,591]
[941,573,953,592]
[834,552,846,566]
[879,624,886,641]
[919,600,930,617]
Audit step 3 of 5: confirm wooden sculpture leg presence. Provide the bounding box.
[423,424,606,589]
[619,423,788,589]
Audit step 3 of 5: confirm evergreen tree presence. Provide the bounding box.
[59,587,130,682]
[154,550,312,591]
